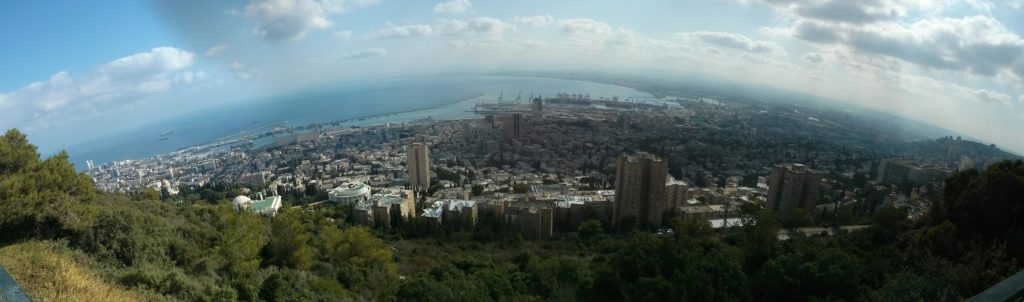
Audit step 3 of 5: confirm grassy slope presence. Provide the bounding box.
[0,241,152,302]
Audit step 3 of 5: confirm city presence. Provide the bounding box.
[4,0,1024,301]
[85,85,1015,240]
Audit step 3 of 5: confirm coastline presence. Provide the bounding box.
[70,76,653,169]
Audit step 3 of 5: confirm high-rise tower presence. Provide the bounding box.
[407,143,430,189]
[613,152,668,228]
[766,163,823,214]
[502,113,522,142]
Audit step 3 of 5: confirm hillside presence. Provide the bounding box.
[1,128,1023,301]
[897,136,1022,168]
[0,241,152,302]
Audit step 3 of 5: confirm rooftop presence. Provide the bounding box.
[249,196,281,212]
[329,182,371,198]
[442,199,477,212]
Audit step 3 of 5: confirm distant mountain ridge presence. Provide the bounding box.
[896,136,1022,169]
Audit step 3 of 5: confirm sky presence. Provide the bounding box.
[1,0,1024,154]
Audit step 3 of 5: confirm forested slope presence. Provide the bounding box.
[1,128,1023,301]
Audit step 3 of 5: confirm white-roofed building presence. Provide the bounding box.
[329,181,371,205]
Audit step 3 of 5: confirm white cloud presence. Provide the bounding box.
[468,17,514,35]
[551,19,652,51]
[1019,95,1024,104]
[230,62,246,70]
[449,37,505,49]
[437,19,468,35]
[786,16,1024,78]
[0,47,200,128]
[964,0,995,12]
[205,43,228,56]
[559,18,613,36]
[514,15,554,27]
[100,47,195,79]
[334,30,354,39]
[434,0,471,14]
[740,53,802,71]
[1011,0,1024,9]
[369,24,434,39]
[803,52,824,64]
[439,18,515,36]
[793,0,904,24]
[339,48,388,59]
[682,31,785,54]
[241,0,379,41]
[954,86,1014,106]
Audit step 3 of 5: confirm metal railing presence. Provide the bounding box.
[0,266,31,302]
[969,269,1024,302]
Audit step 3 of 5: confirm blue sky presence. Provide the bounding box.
[2,0,1024,154]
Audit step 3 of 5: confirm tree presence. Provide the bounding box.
[0,129,39,177]
[778,208,813,229]
[736,210,780,274]
[513,183,530,194]
[934,160,1024,243]
[0,146,96,242]
[578,220,605,243]
[216,208,269,277]
[316,223,397,293]
[267,208,314,270]
[851,172,869,188]
[139,188,161,201]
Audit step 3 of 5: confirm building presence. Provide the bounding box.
[406,143,430,189]
[666,178,689,213]
[443,199,479,226]
[239,171,268,187]
[613,153,669,228]
[422,202,444,225]
[232,195,283,216]
[553,193,612,232]
[435,187,470,200]
[766,163,824,214]
[328,181,371,204]
[368,190,417,228]
[274,132,318,146]
[875,159,950,185]
[502,113,523,142]
[532,97,544,118]
[508,206,553,240]
[422,199,478,227]
[351,200,374,226]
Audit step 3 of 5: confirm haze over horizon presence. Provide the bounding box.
[2,0,1024,156]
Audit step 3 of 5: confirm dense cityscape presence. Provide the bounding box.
[1,77,1022,301]
[84,80,1019,240]
[5,1,1024,300]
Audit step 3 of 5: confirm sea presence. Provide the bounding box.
[67,75,652,169]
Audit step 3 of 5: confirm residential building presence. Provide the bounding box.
[407,143,430,189]
[613,152,668,228]
[502,113,522,142]
[666,178,688,213]
[766,163,824,213]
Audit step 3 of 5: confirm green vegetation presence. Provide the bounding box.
[0,241,152,302]
[1,128,1022,301]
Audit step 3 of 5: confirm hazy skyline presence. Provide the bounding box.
[2,0,1024,155]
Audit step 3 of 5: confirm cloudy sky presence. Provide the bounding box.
[2,0,1024,154]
